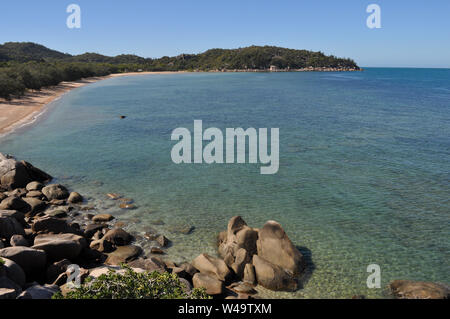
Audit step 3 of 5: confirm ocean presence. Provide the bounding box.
[1,68,449,298]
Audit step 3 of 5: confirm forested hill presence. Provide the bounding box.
[0,42,360,100]
[0,42,359,70]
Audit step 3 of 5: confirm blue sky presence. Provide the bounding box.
[1,0,449,68]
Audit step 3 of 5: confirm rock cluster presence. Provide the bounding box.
[389,280,449,299]
[0,153,149,299]
[188,216,306,297]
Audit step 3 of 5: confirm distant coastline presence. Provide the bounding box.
[0,71,184,137]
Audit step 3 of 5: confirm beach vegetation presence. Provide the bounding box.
[52,265,211,299]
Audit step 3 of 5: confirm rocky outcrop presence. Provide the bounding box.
[92,214,114,222]
[215,216,305,292]
[390,280,450,299]
[32,233,87,261]
[256,220,305,276]
[1,153,315,299]
[0,154,52,191]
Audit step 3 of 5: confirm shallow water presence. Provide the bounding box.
[1,68,449,298]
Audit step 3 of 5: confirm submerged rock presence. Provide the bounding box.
[390,280,450,299]
[92,214,114,222]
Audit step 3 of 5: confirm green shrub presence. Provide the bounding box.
[52,266,210,299]
[0,258,4,265]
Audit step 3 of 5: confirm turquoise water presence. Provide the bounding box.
[1,68,449,298]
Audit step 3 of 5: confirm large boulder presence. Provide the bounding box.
[26,181,43,192]
[0,196,30,214]
[127,257,167,273]
[32,233,87,261]
[41,184,69,201]
[0,214,25,240]
[218,216,258,260]
[192,273,224,295]
[67,192,83,204]
[32,216,79,234]
[390,280,450,299]
[22,197,47,216]
[256,220,305,276]
[105,245,142,265]
[0,246,46,277]
[191,253,232,282]
[1,257,26,287]
[252,255,298,291]
[102,228,133,246]
[0,210,26,226]
[0,154,51,191]
[18,284,60,299]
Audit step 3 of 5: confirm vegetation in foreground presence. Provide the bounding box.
[0,42,360,100]
[52,266,210,299]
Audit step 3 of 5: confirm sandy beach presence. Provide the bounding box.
[0,71,183,136]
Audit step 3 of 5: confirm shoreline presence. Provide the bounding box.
[0,71,185,137]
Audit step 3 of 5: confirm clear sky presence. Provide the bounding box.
[1,0,449,68]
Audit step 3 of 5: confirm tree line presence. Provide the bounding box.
[0,42,360,100]
[0,61,133,100]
